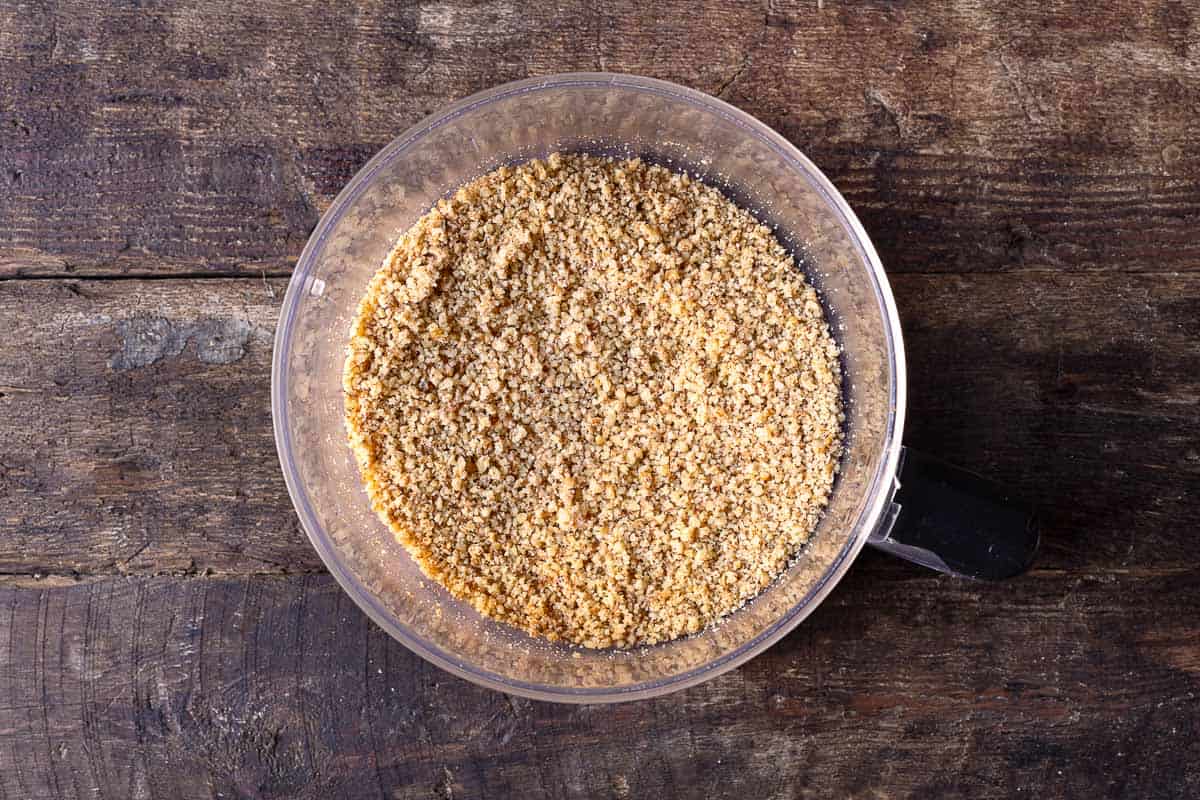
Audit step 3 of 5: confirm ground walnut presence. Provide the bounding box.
[344,153,843,649]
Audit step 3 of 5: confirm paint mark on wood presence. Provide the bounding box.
[109,313,253,370]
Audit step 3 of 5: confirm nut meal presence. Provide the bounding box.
[344,153,843,648]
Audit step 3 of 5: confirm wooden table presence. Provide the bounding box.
[2,2,1198,797]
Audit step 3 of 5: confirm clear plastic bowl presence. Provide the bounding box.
[272,73,905,702]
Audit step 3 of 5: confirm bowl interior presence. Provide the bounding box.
[273,74,903,701]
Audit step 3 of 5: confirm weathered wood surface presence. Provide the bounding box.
[2,570,1198,799]
[1,0,1198,278]
[1,273,1196,579]
[1,0,1199,797]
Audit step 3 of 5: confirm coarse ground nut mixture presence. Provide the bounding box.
[344,153,843,648]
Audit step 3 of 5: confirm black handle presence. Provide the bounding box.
[869,447,1039,580]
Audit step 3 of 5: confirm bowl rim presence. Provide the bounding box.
[271,71,907,703]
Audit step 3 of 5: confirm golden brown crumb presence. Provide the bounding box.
[344,154,843,648]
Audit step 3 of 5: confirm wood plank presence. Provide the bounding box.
[0,569,1196,799]
[897,271,1200,573]
[0,271,1196,579]
[0,278,302,577]
[2,0,1198,278]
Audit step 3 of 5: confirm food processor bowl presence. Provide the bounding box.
[272,73,1036,702]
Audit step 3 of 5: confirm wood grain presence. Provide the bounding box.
[0,277,297,578]
[2,0,1198,278]
[1,272,1196,579]
[2,1,1199,797]
[0,569,1196,799]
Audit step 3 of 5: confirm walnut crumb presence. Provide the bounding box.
[344,153,843,649]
